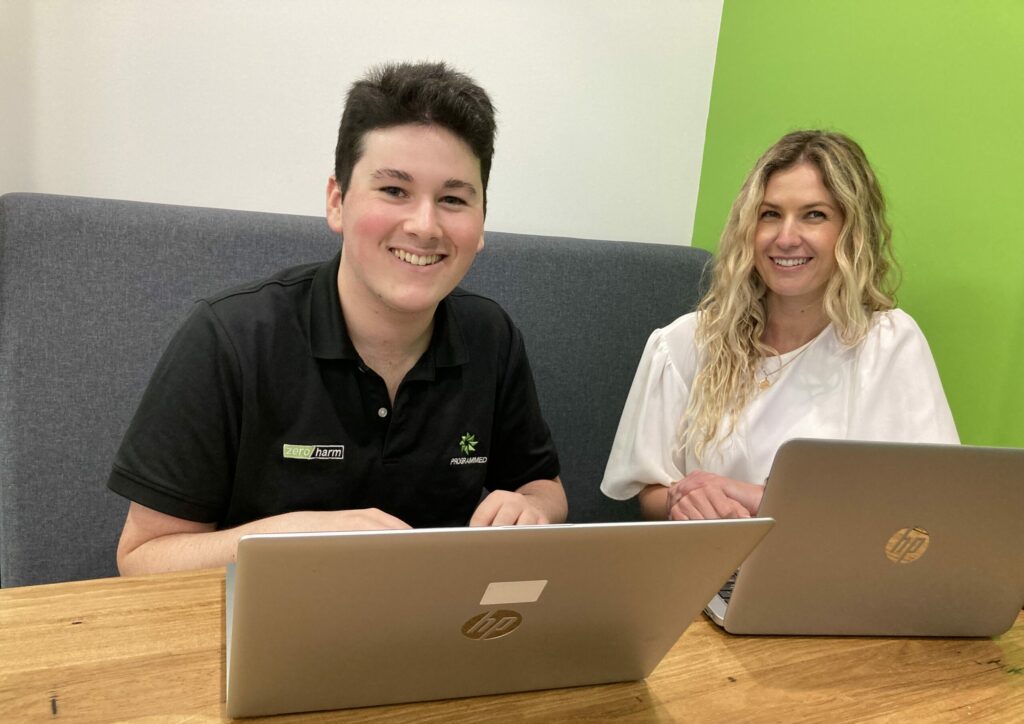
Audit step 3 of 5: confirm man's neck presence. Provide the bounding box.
[337,271,436,403]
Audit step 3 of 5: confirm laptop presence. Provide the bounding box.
[225,518,773,717]
[705,438,1024,636]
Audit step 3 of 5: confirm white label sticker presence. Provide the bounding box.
[479,580,548,605]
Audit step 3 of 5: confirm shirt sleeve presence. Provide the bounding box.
[107,302,242,523]
[600,326,691,500]
[485,321,561,491]
[847,310,960,444]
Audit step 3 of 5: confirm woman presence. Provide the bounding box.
[601,130,958,521]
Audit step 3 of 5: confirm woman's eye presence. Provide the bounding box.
[759,209,780,220]
[807,209,827,220]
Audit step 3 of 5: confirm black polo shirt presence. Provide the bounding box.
[108,253,560,529]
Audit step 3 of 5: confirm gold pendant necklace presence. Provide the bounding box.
[757,342,812,389]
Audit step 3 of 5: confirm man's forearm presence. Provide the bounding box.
[117,511,320,576]
[118,525,245,576]
[117,506,411,576]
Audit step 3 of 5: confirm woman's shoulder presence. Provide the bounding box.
[638,310,703,384]
[647,311,701,359]
[867,308,927,341]
[853,308,938,366]
[653,310,700,343]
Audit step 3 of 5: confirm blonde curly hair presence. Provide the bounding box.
[683,131,899,462]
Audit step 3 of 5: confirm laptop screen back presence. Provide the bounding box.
[226,519,773,717]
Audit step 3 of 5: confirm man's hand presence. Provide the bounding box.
[666,471,762,521]
[469,490,551,526]
[468,477,566,527]
[269,508,411,533]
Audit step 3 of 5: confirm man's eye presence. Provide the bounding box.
[440,195,468,206]
[380,186,407,197]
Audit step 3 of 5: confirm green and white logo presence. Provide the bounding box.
[283,444,345,461]
[459,433,478,455]
[451,432,486,466]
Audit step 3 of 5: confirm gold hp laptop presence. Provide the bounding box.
[225,519,773,717]
[705,439,1024,636]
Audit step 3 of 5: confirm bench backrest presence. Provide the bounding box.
[0,192,709,586]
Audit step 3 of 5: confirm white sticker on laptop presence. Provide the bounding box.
[479,580,548,605]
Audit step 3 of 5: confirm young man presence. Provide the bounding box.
[109,62,566,575]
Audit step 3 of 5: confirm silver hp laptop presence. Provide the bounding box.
[225,519,773,717]
[705,438,1024,636]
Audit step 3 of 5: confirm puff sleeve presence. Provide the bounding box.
[600,314,700,500]
[846,310,959,444]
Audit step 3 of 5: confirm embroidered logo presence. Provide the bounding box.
[282,444,345,461]
[459,432,478,455]
[451,432,487,466]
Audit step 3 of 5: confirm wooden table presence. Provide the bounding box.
[1,569,1021,722]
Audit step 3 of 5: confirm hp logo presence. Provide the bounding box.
[461,610,522,640]
[885,527,930,563]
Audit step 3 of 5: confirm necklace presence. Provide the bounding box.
[757,342,812,389]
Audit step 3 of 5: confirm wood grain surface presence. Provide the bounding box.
[1,569,1021,722]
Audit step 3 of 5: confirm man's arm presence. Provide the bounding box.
[468,476,567,527]
[116,502,410,576]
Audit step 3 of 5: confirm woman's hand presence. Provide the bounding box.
[666,471,763,521]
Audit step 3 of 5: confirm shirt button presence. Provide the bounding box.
[378,407,388,418]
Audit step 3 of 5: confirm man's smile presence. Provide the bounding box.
[390,248,444,267]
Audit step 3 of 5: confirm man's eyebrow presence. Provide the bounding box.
[370,170,477,196]
[371,168,413,182]
[444,179,478,196]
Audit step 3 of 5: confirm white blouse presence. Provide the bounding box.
[600,309,959,500]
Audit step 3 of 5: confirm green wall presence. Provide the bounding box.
[694,0,1024,447]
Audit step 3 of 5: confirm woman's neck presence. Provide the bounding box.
[762,295,829,354]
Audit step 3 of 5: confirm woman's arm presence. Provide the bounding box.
[638,484,670,520]
[666,472,763,520]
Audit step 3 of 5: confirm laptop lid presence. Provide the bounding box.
[707,439,1024,636]
[225,519,773,717]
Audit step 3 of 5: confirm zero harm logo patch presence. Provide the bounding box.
[282,444,345,461]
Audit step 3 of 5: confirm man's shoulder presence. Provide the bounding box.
[446,287,515,327]
[443,287,522,361]
[188,258,332,346]
[204,260,325,309]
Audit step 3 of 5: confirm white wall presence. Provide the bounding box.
[0,0,34,195]
[1,0,722,245]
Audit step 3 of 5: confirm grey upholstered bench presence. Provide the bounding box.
[0,193,710,586]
